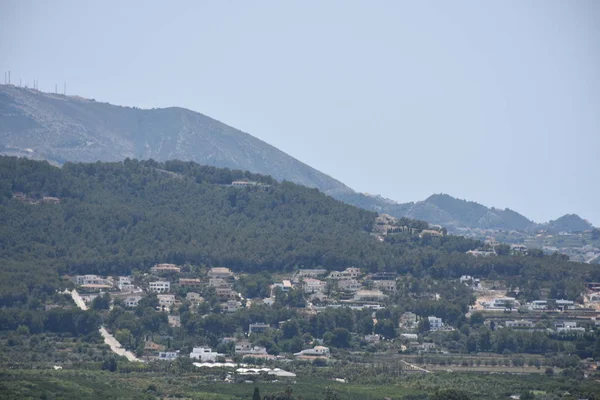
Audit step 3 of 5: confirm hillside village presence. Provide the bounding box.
[67,257,600,377]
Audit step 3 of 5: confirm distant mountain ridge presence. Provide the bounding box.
[336,192,594,233]
[544,214,594,233]
[0,84,592,232]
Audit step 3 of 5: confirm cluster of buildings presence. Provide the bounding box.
[266,267,398,310]
[480,297,579,312]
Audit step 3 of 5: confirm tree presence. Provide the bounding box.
[252,387,260,400]
[496,244,511,256]
[91,293,110,310]
[418,318,431,334]
[324,328,351,348]
[469,312,484,326]
[520,392,534,400]
[324,387,340,400]
[115,329,133,348]
[101,357,118,372]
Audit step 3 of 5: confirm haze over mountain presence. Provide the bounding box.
[0,84,594,233]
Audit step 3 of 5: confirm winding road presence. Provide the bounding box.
[69,290,143,362]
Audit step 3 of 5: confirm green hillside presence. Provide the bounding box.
[0,156,596,305]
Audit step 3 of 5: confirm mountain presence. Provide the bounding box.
[543,214,594,233]
[0,84,351,195]
[337,193,535,232]
[0,84,591,233]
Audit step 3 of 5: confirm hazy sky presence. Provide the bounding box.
[1,0,599,224]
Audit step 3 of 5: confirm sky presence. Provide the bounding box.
[1,0,599,224]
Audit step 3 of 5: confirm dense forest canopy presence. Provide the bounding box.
[0,156,596,305]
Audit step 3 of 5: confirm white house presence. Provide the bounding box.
[124,295,142,308]
[400,333,418,341]
[327,268,361,280]
[234,340,268,356]
[222,300,241,313]
[303,278,327,293]
[293,269,327,279]
[505,320,534,329]
[294,346,330,358]
[555,321,585,333]
[190,347,221,362]
[555,299,576,311]
[118,276,134,291]
[353,289,386,302]
[151,264,181,274]
[157,294,175,308]
[149,281,170,293]
[231,180,258,188]
[372,280,397,293]
[249,323,270,334]
[428,316,444,331]
[272,280,293,293]
[486,297,518,310]
[186,292,204,304]
[208,267,233,279]
[337,279,362,292]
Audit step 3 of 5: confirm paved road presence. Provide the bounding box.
[69,290,143,363]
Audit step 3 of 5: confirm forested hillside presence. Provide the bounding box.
[0,157,597,305]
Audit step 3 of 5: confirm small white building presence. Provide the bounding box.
[555,299,576,311]
[400,333,418,341]
[231,180,258,188]
[249,323,270,334]
[157,294,175,308]
[372,279,397,293]
[151,263,181,274]
[272,280,293,293]
[74,275,111,286]
[486,297,518,310]
[124,295,142,308]
[303,278,327,293]
[555,321,585,333]
[190,347,221,362]
[337,279,362,292]
[222,300,241,313]
[149,281,170,293]
[353,289,386,302]
[294,346,330,358]
[428,316,444,331]
[118,276,133,290]
[208,267,233,279]
[186,292,204,304]
[234,341,268,356]
[505,320,534,329]
[364,334,381,343]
